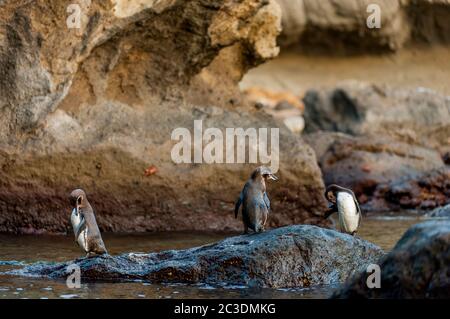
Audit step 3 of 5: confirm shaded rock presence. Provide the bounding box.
[304,131,445,207]
[10,225,384,288]
[369,167,450,211]
[303,81,450,211]
[443,152,450,165]
[277,0,408,51]
[303,82,450,148]
[333,220,450,298]
[277,0,450,51]
[426,204,450,218]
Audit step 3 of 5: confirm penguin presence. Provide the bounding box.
[324,184,362,236]
[234,166,278,234]
[69,189,107,257]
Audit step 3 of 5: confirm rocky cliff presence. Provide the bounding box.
[0,0,329,234]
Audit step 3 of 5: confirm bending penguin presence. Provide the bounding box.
[324,184,362,236]
[69,189,107,257]
[234,166,278,234]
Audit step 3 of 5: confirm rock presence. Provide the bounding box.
[368,167,450,211]
[283,116,305,134]
[10,225,384,288]
[443,152,450,165]
[303,82,450,211]
[276,0,450,51]
[304,131,445,207]
[0,1,331,233]
[426,204,450,218]
[303,82,450,149]
[242,87,305,133]
[333,220,450,298]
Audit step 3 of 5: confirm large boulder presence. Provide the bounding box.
[276,0,450,51]
[303,81,450,147]
[333,220,450,298]
[368,167,450,211]
[303,82,450,212]
[10,225,384,288]
[0,1,332,233]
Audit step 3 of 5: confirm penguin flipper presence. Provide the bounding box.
[74,217,86,242]
[324,204,338,219]
[350,191,363,228]
[234,196,242,219]
[235,183,249,218]
[263,192,270,211]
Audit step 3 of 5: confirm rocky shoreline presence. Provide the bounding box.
[7,220,449,298]
[9,225,384,289]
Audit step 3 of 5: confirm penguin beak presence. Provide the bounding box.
[268,174,278,181]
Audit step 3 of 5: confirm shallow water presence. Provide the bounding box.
[0,216,423,299]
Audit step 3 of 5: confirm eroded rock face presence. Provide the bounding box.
[0,1,331,233]
[303,82,450,212]
[10,225,384,288]
[333,220,450,298]
[369,167,450,211]
[276,0,450,51]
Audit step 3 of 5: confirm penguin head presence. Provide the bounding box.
[325,184,349,203]
[69,189,87,209]
[251,166,278,182]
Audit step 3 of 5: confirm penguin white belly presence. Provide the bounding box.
[336,192,359,233]
[71,209,88,252]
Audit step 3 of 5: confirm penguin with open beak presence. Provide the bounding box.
[324,184,362,236]
[235,166,278,234]
[69,189,107,257]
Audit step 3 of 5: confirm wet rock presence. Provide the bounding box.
[10,225,384,289]
[426,204,450,218]
[333,220,450,298]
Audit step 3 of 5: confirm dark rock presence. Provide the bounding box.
[369,167,450,211]
[304,131,445,209]
[303,82,450,212]
[10,225,384,289]
[426,204,450,218]
[333,220,450,298]
[443,152,450,165]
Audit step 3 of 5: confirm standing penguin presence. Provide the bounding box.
[234,166,278,234]
[69,189,107,257]
[324,184,362,236]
